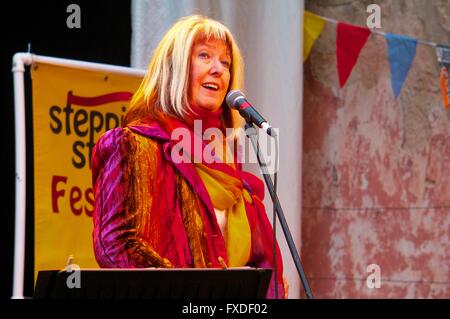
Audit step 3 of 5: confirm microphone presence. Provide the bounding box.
[226,90,277,137]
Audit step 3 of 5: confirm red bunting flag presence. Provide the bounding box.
[437,45,450,109]
[336,22,371,87]
[440,67,449,108]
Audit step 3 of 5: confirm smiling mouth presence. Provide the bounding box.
[202,83,219,91]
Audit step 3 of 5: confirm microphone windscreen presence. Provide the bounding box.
[226,90,245,109]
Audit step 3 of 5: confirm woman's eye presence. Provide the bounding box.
[221,61,231,68]
[199,52,210,58]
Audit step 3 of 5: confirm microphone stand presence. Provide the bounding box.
[244,123,314,299]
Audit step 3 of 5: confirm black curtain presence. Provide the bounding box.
[0,0,131,299]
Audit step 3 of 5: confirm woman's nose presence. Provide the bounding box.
[209,58,225,76]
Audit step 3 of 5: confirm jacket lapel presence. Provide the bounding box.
[128,121,219,228]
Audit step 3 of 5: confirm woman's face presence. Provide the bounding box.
[188,38,231,112]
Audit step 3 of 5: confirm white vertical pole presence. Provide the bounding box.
[11,53,32,299]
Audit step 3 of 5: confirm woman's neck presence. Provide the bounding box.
[189,104,223,132]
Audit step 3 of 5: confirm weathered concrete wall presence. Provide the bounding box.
[302,0,450,298]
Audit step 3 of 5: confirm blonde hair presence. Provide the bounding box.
[124,15,244,130]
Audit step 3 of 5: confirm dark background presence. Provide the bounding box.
[0,0,131,299]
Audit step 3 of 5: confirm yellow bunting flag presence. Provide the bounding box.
[304,11,326,62]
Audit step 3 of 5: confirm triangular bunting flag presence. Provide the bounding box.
[385,33,418,98]
[304,11,326,62]
[336,22,371,87]
[436,45,450,108]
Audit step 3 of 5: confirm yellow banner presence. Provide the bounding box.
[32,62,142,279]
[304,11,326,62]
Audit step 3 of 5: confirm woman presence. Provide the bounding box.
[92,15,287,299]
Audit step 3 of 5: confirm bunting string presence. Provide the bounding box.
[304,11,449,106]
[317,15,438,48]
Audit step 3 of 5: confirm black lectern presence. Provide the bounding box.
[34,268,272,299]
